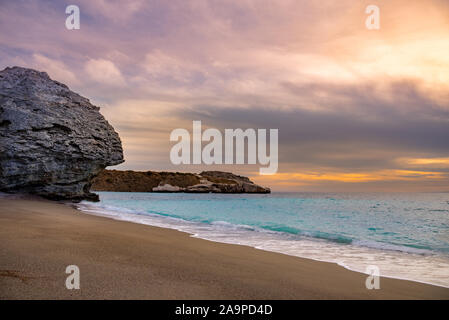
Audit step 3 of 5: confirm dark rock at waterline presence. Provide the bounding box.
[0,66,124,201]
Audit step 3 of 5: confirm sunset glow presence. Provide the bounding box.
[2,0,448,191]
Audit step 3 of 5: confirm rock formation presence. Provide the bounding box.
[92,170,270,193]
[0,66,124,201]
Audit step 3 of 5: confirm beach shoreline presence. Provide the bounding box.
[77,192,449,289]
[0,197,448,299]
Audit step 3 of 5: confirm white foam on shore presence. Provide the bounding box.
[76,201,449,288]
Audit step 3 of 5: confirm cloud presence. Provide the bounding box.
[84,58,125,86]
[143,50,199,82]
[170,78,449,181]
[78,0,145,23]
[32,54,79,86]
[1,0,449,191]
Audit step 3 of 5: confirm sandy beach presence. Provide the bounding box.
[0,197,448,300]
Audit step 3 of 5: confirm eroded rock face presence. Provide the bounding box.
[0,66,124,201]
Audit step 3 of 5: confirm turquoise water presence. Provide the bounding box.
[79,192,449,287]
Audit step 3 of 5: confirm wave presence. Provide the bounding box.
[74,200,449,288]
[77,201,440,255]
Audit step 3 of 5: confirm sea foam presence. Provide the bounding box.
[76,191,449,288]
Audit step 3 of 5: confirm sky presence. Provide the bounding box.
[1,0,449,192]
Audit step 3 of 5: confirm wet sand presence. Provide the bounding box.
[0,197,448,299]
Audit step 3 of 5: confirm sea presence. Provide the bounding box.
[77,191,449,288]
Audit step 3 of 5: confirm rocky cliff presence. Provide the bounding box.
[0,66,124,201]
[92,170,270,193]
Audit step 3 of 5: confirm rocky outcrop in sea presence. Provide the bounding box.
[0,66,124,201]
[92,170,271,193]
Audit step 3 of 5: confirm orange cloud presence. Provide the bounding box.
[253,169,446,184]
